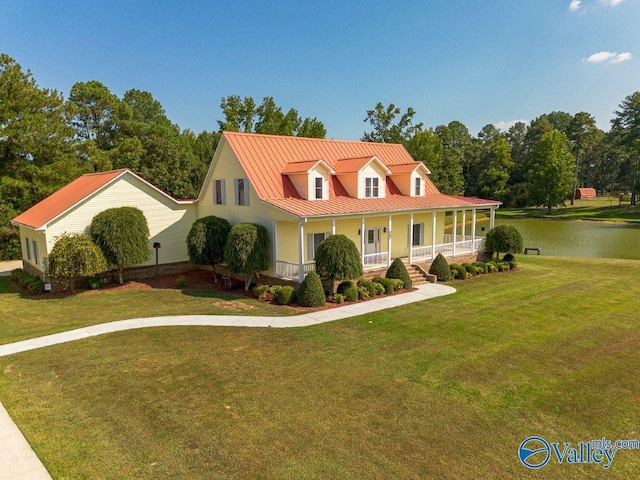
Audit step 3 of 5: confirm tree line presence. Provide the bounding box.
[1,53,639,260]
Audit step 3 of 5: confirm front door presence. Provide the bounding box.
[365,227,380,255]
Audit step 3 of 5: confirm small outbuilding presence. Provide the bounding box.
[575,188,597,199]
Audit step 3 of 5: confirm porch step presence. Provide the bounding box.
[400,260,433,286]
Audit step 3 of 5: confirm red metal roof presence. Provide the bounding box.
[12,170,127,229]
[222,132,498,217]
[12,169,193,230]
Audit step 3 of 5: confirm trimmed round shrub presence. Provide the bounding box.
[268,285,282,295]
[314,234,363,292]
[473,261,488,274]
[357,279,377,297]
[385,258,412,289]
[390,278,404,290]
[275,285,296,305]
[486,261,498,273]
[344,285,359,302]
[357,286,369,300]
[175,276,188,289]
[449,263,467,280]
[337,280,356,295]
[462,262,478,276]
[429,253,452,282]
[502,253,516,263]
[373,276,395,295]
[332,293,345,304]
[253,285,269,300]
[297,271,326,307]
[484,224,524,260]
[497,261,511,272]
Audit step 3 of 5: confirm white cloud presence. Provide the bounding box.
[569,0,582,11]
[494,119,530,131]
[601,0,626,6]
[586,51,632,64]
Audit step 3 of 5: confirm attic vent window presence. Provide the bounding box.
[365,177,379,198]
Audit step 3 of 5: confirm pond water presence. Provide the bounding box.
[494,217,640,260]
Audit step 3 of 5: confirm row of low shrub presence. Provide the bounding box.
[10,268,45,294]
[253,269,408,307]
[429,253,518,281]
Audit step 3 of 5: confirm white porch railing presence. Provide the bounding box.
[276,260,315,279]
[427,237,485,258]
[363,251,388,269]
[411,245,433,262]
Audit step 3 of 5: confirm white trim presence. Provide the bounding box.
[408,213,414,264]
[472,209,477,253]
[431,211,437,260]
[360,217,365,266]
[298,220,305,283]
[387,215,392,268]
[453,210,457,257]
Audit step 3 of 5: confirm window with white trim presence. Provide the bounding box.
[412,223,424,246]
[365,177,379,198]
[25,237,31,261]
[307,232,329,261]
[213,179,226,205]
[415,177,421,196]
[234,178,249,206]
[314,177,323,200]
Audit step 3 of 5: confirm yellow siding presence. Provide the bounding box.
[47,174,197,267]
[18,225,47,274]
[276,222,300,264]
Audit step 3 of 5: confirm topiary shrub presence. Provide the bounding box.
[332,293,345,304]
[86,275,106,290]
[357,279,377,297]
[373,276,395,294]
[484,225,524,261]
[268,285,282,295]
[297,271,326,307]
[486,261,498,273]
[175,276,188,289]
[502,253,516,263]
[462,263,478,276]
[275,285,296,305]
[429,253,452,281]
[390,278,404,290]
[449,263,467,280]
[344,285,359,302]
[314,234,363,293]
[337,280,356,295]
[497,261,511,272]
[473,261,488,274]
[356,286,369,300]
[385,258,412,289]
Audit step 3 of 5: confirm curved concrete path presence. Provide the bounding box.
[0,282,455,479]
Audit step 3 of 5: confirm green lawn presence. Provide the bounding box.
[498,196,640,223]
[1,256,640,478]
[0,279,295,345]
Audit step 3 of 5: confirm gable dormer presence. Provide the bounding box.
[387,162,430,197]
[333,156,391,199]
[281,159,334,201]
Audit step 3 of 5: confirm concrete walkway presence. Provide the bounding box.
[0,260,22,277]
[0,282,455,479]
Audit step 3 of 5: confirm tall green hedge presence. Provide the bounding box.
[428,253,452,282]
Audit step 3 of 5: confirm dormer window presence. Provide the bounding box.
[365,177,379,198]
[315,177,323,199]
[415,177,421,196]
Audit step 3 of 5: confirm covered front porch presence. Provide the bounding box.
[273,207,496,282]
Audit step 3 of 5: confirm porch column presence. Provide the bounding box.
[452,210,457,257]
[298,220,305,283]
[408,213,414,264]
[361,216,365,267]
[387,215,392,267]
[331,219,336,235]
[431,211,437,260]
[490,208,496,229]
[462,210,467,240]
[272,221,278,276]
[471,209,477,253]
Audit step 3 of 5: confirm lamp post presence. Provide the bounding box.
[153,242,161,278]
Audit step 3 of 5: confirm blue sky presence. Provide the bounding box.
[1,0,638,139]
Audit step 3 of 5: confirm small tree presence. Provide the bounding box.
[386,258,412,289]
[90,207,150,284]
[186,216,231,282]
[48,233,108,292]
[314,234,363,294]
[429,253,452,282]
[224,223,269,290]
[297,271,326,307]
[484,225,524,261]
